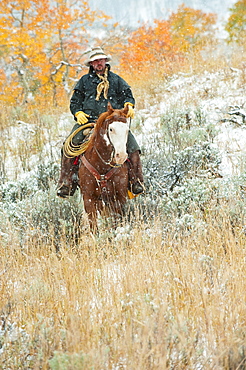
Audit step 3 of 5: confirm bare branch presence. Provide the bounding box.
[51,61,83,75]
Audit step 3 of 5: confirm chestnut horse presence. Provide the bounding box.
[78,103,130,233]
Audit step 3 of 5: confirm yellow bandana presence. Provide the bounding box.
[96,67,109,101]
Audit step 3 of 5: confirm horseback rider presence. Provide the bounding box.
[57,46,144,198]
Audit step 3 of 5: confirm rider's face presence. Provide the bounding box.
[90,58,107,74]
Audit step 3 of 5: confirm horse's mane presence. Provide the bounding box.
[86,107,128,152]
[85,110,111,151]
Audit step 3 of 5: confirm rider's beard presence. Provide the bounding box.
[94,65,106,75]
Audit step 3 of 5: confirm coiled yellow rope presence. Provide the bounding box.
[63,123,93,158]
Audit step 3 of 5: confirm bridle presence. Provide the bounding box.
[95,116,129,167]
[95,146,120,168]
[81,117,129,199]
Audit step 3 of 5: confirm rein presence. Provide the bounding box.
[95,147,121,168]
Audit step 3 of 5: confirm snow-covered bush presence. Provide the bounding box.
[132,104,246,232]
[159,106,218,149]
[0,161,84,247]
[144,142,221,195]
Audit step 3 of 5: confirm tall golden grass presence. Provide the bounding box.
[0,207,246,369]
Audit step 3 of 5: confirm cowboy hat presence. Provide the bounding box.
[84,47,112,67]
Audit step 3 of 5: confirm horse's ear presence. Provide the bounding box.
[107,102,114,114]
[123,103,129,115]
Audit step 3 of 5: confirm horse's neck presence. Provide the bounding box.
[87,132,113,165]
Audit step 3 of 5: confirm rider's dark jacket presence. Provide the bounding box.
[70,65,135,122]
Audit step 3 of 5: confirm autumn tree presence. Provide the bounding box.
[0,0,110,107]
[119,5,217,84]
[225,0,246,45]
[119,20,174,82]
[0,0,51,105]
[46,0,111,106]
[169,4,217,53]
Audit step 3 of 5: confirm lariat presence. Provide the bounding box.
[96,67,109,101]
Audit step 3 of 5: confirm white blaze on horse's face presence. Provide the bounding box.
[108,120,129,165]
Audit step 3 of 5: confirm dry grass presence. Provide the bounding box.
[1,211,246,369]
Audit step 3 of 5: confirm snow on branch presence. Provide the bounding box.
[51,61,83,75]
[227,106,246,124]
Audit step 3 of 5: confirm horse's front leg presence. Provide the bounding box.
[83,196,100,234]
[108,200,125,229]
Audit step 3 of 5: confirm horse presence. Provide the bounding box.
[78,102,130,233]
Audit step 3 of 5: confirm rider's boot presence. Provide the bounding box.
[57,152,79,198]
[128,150,145,195]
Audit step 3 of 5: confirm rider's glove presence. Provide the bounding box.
[75,111,89,125]
[124,102,135,119]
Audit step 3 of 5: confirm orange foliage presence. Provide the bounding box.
[225,0,246,43]
[119,5,217,84]
[120,19,174,80]
[169,4,217,52]
[0,1,218,111]
[0,0,110,109]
